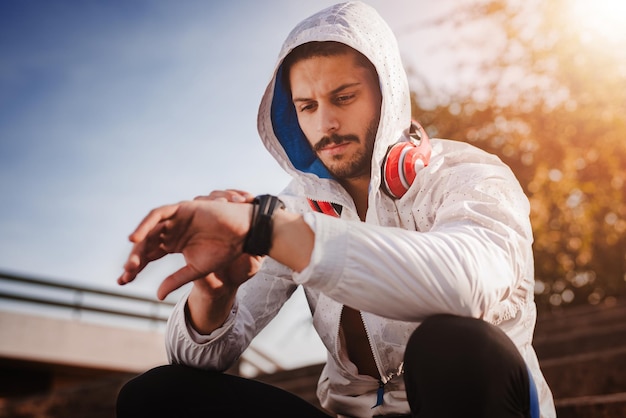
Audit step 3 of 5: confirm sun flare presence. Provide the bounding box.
[570,0,626,43]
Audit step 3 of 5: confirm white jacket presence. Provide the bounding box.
[166,2,556,417]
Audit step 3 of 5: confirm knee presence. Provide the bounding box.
[117,365,172,415]
[117,364,216,416]
[406,314,470,356]
[403,315,534,418]
[405,314,524,371]
[408,314,508,349]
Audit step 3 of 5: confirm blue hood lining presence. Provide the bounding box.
[270,65,332,179]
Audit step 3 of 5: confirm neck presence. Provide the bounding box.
[339,176,370,221]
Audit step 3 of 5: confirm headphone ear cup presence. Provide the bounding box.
[383,142,413,199]
[382,142,428,199]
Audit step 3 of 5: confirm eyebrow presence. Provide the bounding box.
[292,81,361,103]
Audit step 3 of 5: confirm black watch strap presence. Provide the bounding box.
[243,194,285,256]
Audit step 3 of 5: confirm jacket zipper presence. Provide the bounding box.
[335,307,385,409]
[360,311,384,408]
[361,311,405,409]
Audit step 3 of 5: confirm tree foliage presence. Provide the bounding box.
[408,0,626,312]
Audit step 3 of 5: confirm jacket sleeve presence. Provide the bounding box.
[165,258,298,370]
[293,154,534,324]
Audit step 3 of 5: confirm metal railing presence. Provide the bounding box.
[0,270,176,326]
[0,270,317,377]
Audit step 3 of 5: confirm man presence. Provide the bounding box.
[116,2,556,417]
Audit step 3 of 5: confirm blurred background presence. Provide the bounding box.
[1,0,625,416]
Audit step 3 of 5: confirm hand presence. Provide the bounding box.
[189,190,262,307]
[117,190,257,300]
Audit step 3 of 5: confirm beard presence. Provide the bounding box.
[314,119,378,180]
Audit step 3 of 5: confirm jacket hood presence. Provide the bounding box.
[257,1,412,200]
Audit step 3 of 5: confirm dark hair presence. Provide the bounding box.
[280,41,378,93]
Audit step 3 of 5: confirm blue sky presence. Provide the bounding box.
[0,0,454,369]
[0,0,322,293]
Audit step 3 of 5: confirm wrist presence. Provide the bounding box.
[269,210,314,272]
[187,284,236,335]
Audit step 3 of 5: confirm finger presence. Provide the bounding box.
[117,270,134,285]
[118,253,145,285]
[195,189,253,203]
[156,265,204,300]
[129,203,180,243]
[118,224,168,285]
[196,190,237,202]
[117,249,144,285]
[194,193,228,202]
[226,189,255,202]
[195,196,227,202]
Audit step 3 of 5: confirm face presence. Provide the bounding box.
[289,51,382,181]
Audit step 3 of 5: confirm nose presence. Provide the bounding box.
[317,104,339,136]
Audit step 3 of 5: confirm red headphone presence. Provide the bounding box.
[381,121,432,199]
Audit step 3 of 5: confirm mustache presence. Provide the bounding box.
[313,133,360,152]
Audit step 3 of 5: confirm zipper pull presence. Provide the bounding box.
[371,380,384,408]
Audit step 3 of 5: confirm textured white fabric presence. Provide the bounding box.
[166,2,556,417]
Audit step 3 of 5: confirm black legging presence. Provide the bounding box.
[403,314,538,418]
[117,314,539,417]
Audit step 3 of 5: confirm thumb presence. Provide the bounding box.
[157,265,203,300]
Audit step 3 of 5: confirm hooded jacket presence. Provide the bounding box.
[165,2,556,417]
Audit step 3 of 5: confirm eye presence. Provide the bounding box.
[298,102,317,113]
[335,93,355,104]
